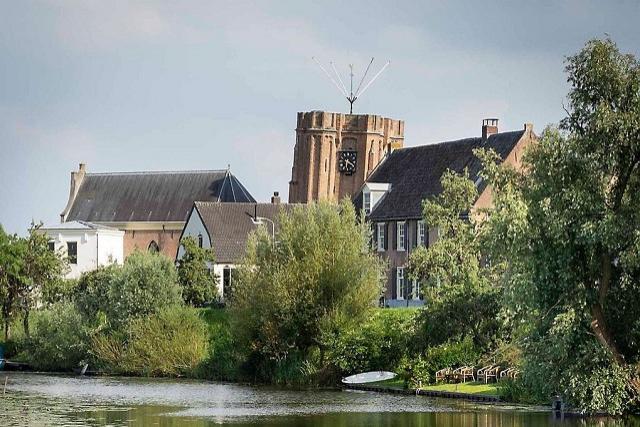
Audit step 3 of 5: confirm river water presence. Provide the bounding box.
[1,372,638,426]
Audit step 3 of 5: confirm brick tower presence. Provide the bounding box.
[288,111,404,203]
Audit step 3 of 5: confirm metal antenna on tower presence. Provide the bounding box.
[312,57,391,114]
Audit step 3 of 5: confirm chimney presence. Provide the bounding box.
[482,118,499,141]
[271,191,281,205]
[60,162,87,222]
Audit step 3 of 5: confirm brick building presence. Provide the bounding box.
[288,111,404,203]
[353,119,536,307]
[60,164,255,259]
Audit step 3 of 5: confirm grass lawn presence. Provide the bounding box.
[367,379,501,396]
[422,382,500,396]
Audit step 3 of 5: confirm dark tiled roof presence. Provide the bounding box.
[194,202,297,264]
[66,170,255,223]
[361,130,524,221]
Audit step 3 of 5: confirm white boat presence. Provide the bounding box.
[341,371,397,384]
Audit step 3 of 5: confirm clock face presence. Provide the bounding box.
[338,151,357,175]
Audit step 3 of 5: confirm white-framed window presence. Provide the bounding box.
[411,279,422,301]
[418,220,426,246]
[363,191,371,215]
[376,223,386,252]
[397,221,406,251]
[396,267,405,300]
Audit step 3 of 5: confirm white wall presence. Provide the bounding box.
[44,229,124,279]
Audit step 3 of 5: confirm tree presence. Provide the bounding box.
[0,226,26,340]
[176,236,218,306]
[478,38,640,413]
[75,250,183,330]
[231,200,384,383]
[407,170,502,351]
[0,223,66,340]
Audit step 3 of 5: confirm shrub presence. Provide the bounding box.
[197,308,243,381]
[76,251,182,330]
[177,236,218,306]
[398,336,480,387]
[328,309,417,376]
[25,303,90,371]
[92,306,209,377]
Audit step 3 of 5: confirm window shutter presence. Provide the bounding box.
[392,222,397,250]
[404,222,408,250]
[425,224,430,247]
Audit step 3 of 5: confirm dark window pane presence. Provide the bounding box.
[67,242,77,264]
[48,241,55,252]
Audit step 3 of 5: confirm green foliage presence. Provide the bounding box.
[197,308,243,381]
[177,236,218,306]
[24,302,90,371]
[477,38,640,414]
[75,251,182,330]
[398,337,480,387]
[328,309,417,376]
[0,223,67,340]
[91,306,208,377]
[231,200,385,383]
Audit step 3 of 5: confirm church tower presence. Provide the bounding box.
[288,111,404,203]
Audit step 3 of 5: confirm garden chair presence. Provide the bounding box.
[435,368,451,383]
[478,365,500,383]
[500,367,519,380]
[460,366,475,383]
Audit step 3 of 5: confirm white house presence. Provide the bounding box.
[40,221,125,279]
[176,194,295,299]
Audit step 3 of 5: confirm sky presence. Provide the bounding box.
[1,1,640,234]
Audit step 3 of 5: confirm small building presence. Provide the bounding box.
[59,164,255,259]
[40,221,124,279]
[354,119,536,307]
[177,193,294,299]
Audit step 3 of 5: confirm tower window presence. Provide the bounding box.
[148,241,160,253]
[198,234,203,248]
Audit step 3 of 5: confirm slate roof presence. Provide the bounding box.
[66,170,255,223]
[42,220,121,231]
[193,202,298,264]
[357,130,525,221]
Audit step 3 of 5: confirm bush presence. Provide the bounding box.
[197,308,243,381]
[328,309,417,376]
[398,336,480,387]
[177,236,218,306]
[92,306,208,377]
[76,251,183,330]
[25,303,90,371]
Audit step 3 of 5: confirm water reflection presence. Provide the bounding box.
[1,372,638,427]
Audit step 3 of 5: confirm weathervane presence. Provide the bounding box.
[312,57,390,114]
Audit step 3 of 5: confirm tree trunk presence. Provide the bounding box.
[4,319,9,342]
[23,309,30,339]
[590,303,624,365]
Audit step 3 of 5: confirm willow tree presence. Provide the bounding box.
[479,38,640,413]
[231,200,384,383]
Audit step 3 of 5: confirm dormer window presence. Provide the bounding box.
[363,192,371,215]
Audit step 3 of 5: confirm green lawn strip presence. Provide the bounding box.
[422,382,500,396]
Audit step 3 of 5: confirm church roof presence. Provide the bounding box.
[42,220,121,231]
[192,201,297,264]
[66,170,255,223]
[355,130,525,221]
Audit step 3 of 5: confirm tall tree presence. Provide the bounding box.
[477,38,640,413]
[176,236,218,306]
[231,200,384,383]
[0,226,26,340]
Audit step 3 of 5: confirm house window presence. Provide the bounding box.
[396,267,405,300]
[198,234,203,248]
[411,279,422,301]
[376,223,385,252]
[397,221,406,251]
[418,221,426,246]
[363,191,371,215]
[223,266,235,301]
[67,242,77,265]
[47,241,55,252]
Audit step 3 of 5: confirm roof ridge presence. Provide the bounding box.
[85,169,228,176]
[396,129,524,152]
